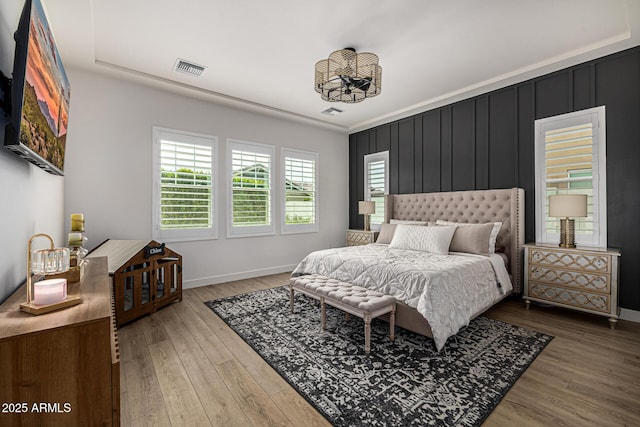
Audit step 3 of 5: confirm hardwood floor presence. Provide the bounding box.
[119,273,640,426]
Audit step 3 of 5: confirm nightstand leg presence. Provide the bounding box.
[608,317,618,330]
[524,299,531,310]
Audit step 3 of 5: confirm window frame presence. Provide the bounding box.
[281,148,319,235]
[152,126,218,242]
[363,151,389,231]
[534,106,607,247]
[227,139,276,238]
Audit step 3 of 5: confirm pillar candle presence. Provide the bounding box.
[71,213,84,232]
[33,278,67,306]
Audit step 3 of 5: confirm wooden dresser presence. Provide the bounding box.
[523,243,621,328]
[0,256,120,426]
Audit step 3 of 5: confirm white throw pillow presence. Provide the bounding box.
[435,220,502,253]
[389,224,456,255]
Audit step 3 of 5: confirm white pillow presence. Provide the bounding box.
[435,220,502,253]
[389,224,456,254]
[390,219,428,225]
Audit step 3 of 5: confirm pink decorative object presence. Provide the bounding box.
[33,278,67,306]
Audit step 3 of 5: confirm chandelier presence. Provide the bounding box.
[315,47,382,103]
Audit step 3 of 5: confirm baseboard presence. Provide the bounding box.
[183,264,297,289]
[620,308,640,324]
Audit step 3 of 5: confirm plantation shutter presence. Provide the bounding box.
[544,123,594,236]
[160,140,213,229]
[152,127,217,242]
[282,149,318,234]
[365,151,388,228]
[228,140,275,237]
[534,106,606,247]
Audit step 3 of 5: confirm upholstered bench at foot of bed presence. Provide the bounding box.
[289,274,396,354]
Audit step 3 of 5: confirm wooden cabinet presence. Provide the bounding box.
[346,229,379,246]
[0,256,119,426]
[523,243,621,328]
[87,240,182,327]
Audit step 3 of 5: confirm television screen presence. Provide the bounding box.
[3,0,70,175]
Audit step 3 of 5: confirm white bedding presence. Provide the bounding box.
[291,244,513,351]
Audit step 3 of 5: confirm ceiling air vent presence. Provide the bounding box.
[174,58,206,77]
[321,107,343,116]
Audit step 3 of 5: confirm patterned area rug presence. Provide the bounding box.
[206,286,552,427]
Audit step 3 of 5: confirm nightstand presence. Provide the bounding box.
[346,229,379,246]
[523,243,621,329]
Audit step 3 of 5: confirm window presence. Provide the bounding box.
[228,139,275,238]
[152,127,217,242]
[534,106,606,247]
[364,151,389,230]
[281,149,318,234]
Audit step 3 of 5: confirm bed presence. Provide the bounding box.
[291,188,524,350]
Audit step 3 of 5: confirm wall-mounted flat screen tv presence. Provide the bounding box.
[2,0,70,175]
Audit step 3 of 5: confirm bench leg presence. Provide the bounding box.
[321,297,326,330]
[345,312,350,321]
[289,286,294,314]
[364,314,371,354]
[390,307,395,343]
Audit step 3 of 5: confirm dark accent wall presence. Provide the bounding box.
[349,46,640,311]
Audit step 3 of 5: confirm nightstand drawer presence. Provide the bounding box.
[529,248,611,273]
[529,266,610,294]
[346,230,378,246]
[528,282,610,313]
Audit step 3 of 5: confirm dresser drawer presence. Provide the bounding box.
[528,282,610,314]
[529,248,611,273]
[528,266,610,294]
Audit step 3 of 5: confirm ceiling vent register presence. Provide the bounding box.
[174,59,206,77]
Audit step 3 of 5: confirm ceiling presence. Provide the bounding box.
[42,0,640,133]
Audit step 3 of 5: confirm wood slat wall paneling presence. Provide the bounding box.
[347,46,640,309]
[355,133,369,229]
[573,66,592,111]
[488,89,517,189]
[595,51,640,308]
[535,72,572,119]
[517,83,535,243]
[376,124,391,153]
[389,123,399,195]
[451,100,475,191]
[440,108,453,191]
[475,96,490,190]
[399,119,415,194]
[414,117,423,194]
[422,111,441,193]
[348,134,358,229]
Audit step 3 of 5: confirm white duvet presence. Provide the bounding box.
[292,244,512,351]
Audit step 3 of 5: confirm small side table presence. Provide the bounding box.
[346,229,379,246]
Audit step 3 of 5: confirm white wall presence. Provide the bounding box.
[0,0,65,303]
[64,69,349,287]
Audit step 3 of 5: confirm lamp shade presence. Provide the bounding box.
[549,194,587,217]
[359,201,375,215]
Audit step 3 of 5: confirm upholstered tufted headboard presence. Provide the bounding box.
[383,188,524,293]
